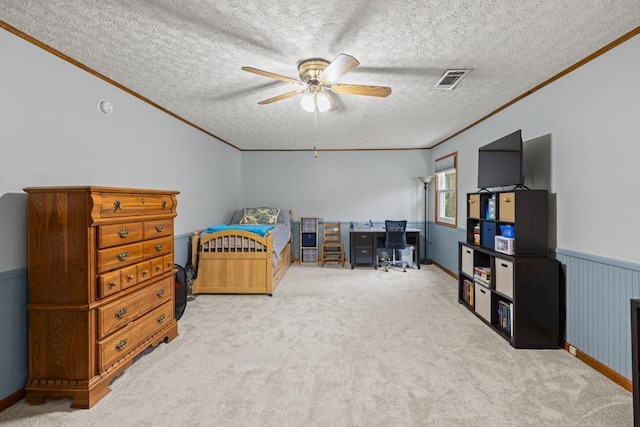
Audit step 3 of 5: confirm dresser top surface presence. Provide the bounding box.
[24,186,179,195]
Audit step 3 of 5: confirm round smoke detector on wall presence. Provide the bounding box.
[97,99,113,115]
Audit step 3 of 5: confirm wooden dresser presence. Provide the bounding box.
[23,186,179,408]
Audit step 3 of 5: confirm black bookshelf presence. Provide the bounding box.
[458,189,562,349]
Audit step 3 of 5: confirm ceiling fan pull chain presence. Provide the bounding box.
[314,106,319,158]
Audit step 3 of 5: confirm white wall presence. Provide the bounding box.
[240,150,432,223]
[431,33,640,264]
[0,29,241,271]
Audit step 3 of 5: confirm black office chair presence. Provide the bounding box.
[382,220,408,272]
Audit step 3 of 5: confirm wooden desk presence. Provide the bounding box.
[349,228,421,269]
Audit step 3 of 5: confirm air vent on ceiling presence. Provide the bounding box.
[434,69,470,90]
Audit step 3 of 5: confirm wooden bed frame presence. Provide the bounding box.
[190,221,293,296]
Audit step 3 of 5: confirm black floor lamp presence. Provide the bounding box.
[418,176,434,265]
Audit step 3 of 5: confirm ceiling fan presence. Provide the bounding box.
[241,53,392,112]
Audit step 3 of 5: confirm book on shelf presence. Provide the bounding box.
[497,300,513,337]
[462,279,474,307]
[473,266,491,279]
[474,277,490,288]
[473,266,491,288]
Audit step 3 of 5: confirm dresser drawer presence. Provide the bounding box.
[97,300,174,372]
[137,261,151,282]
[143,237,173,258]
[120,265,138,290]
[355,248,374,264]
[150,257,165,277]
[97,242,144,273]
[98,276,174,339]
[162,254,174,271]
[98,222,144,249]
[98,270,121,298]
[353,233,373,246]
[144,219,173,239]
[97,194,176,218]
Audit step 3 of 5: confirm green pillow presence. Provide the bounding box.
[239,208,280,225]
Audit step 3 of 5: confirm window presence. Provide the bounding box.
[435,152,457,227]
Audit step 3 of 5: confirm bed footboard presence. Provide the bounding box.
[192,229,274,294]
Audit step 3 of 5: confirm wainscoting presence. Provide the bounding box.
[556,248,640,382]
[0,269,28,402]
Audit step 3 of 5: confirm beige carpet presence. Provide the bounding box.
[0,264,633,426]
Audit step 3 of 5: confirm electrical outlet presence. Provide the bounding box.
[569,345,578,356]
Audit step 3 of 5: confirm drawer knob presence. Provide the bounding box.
[127,275,134,281]
[117,251,129,261]
[141,197,146,205]
[361,250,368,254]
[155,243,164,251]
[113,200,121,211]
[142,270,148,277]
[115,307,128,319]
[157,314,166,323]
[503,197,512,203]
[109,281,117,289]
[115,338,128,351]
[162,200,167,209]
[155,265,162,272]
[118,227,130,238]
[155,224,164,232]
[157,289,165,298]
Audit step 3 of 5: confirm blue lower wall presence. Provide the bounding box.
[556,249,640,380]
[0,269,28,401]
[429,224,465,274]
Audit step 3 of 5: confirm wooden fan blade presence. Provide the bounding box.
[319,53,360,83]
[257,90,305,105]
[242,67,304,85]
[331,84,392,97]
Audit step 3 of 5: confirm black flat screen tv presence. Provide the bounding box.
[477,130,524,189]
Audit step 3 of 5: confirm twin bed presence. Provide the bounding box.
[190,208,293,296]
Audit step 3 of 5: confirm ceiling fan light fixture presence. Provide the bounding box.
[300,93,316,112]
[300,92,334,113]
[316,92,333,112]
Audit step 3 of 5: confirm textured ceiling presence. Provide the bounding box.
[2,1,640,151]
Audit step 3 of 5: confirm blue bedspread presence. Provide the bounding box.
[204,224,274,237]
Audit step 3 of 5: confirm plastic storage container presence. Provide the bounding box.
[400,245,414,267]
